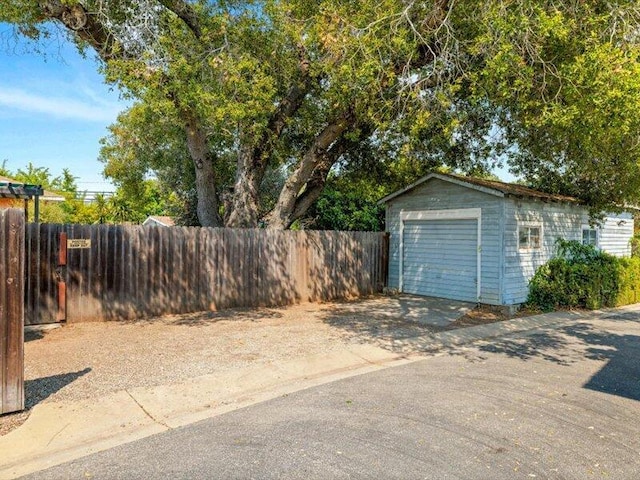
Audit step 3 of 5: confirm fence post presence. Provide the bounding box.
[381,232,390,290]
[1,209,25,414]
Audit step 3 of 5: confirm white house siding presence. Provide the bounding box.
[386,178,503,304]
[598,213,634,256]
[502,200,634,305]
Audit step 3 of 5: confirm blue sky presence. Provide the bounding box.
[0,24,127,192]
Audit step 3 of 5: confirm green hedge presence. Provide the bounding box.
[616,256,640,306]
[527,239,640,311]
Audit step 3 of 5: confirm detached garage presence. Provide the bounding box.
[380,173,634,306]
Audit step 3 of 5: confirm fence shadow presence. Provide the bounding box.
[25,367,92,408]
[162,308,284,327]
[24,329,45,342]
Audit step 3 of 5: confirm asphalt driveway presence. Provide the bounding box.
[23,309,640,479]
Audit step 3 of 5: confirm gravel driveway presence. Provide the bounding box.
[22,304,350,408]
[0,294,493,435]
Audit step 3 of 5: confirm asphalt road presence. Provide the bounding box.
[24,314,640,479]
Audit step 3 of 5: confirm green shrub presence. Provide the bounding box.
[630,233,640,257]
[527,239,621,311]
[616,257,640,306]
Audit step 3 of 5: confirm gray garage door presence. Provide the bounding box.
[402,219,478,302]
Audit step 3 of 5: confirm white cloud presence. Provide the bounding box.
[0,86,123,123]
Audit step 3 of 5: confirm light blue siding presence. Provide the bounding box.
[385,177,634,306]
[386,179,502,305]
[403,219,478,302]
[502,200,634,305]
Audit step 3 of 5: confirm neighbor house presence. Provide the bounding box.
[379,172,634,306]
[142,215,175,227]
[0,175,65,222]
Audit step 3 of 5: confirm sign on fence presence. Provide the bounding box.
[67,239,91,249]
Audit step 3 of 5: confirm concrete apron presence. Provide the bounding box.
[1,305,631,480]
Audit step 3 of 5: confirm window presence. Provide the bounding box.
[582,228,598,247]
[519,225,541,250]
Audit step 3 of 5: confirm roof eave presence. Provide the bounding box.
[503,193,581,205]
[143,217,171,227]
[0,183,45,199]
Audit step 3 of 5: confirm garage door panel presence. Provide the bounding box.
[405,251,477,261]
[403,281,477,299]
[404,272,477,286]
[402,218,478,302]
[407,243,477,252]
[404,248,476,261]
[403,263,476,274]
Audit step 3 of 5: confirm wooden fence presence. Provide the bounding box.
[1,209,24,414]
[25,224,389,324]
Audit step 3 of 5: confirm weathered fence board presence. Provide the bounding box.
[24,225,388,323]
[1,209,25,414]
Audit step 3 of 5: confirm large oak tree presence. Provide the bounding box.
[4,1,640,227]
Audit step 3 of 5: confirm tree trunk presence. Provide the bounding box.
[286,137,351,227]
[182,113,223,227]
[226,58,313,228]
[267,111,354,229]
[286,159,333,227]
[225,146,264,227]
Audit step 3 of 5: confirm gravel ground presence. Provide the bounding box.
[0,302,354,436]
[0,295,513,436]
[22,305,354,406]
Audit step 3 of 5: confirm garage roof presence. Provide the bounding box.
[378,172,581,205]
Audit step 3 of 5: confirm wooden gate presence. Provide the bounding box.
[1,209,25,414]
[24,223,67,325]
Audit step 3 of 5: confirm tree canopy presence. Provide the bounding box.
[4,1,640,227]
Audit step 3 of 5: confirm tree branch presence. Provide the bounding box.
[158,0,202,39]
[228,46,316,227]
[246,44,314,169]
[266,109,356,229]
[40,0,116,61]
[288,138,349,224]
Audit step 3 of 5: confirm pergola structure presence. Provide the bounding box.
[0,180,44,223]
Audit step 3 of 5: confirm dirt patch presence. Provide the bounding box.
[439,304,537,331]
[440,305,511,330]
[319,296,535,346]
